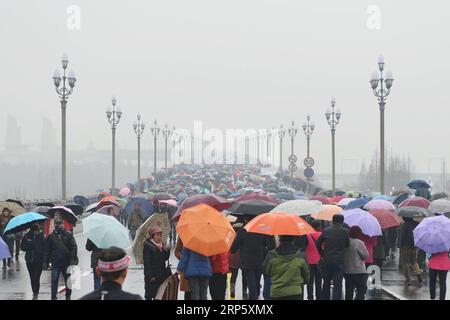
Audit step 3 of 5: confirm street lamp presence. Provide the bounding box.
[133,113,145,185]
[106,96,122,194]
[278,124,286,176]
[325,97,341,196]
[302,114,315,193]
[266,128,271,165]
[370,54,394,194]
[162,124,172,172]
[288,121,298,156]
[171,127,177,168]
[150,120,160,178]
[53,53,77,200]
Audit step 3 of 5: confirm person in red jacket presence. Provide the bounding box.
[428,251,450,300]
[209,251,230,300]
[306,220,322,300]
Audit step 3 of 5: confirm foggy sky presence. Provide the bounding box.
[1,0,449,174]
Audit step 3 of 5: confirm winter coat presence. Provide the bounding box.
[44,229,78,267]
[344,238,369,274]
[127,209,145,230]
[428,252,450,271]
[360,235,377,264]
[175,238,190,292]
[316,224,350,266]
[230,228,275,270]
[399,219,418,248]
[85,239,102,269]
[177,247,212,278]
[210,252,230,274]
[79,281,143,300]
[143,240,170,281]
[263,243,310,299]
[293,235,309,251]
[0,215,15,241]
[20,230,45,264]
[373,234,387,260]
[305,232,322,265]
[228,251,241,269]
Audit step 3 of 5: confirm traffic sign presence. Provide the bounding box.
[288,163,298,172]
[304,157,315,168]
[288,154,298,163]
[304,167,314,178]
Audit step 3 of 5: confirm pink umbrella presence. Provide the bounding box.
[119,187,131,197]
[97,205,121,217]
[364,200,396,212]
[160,199,178,207]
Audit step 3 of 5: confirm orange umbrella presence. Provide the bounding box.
[244,212,315,236]
[311,205,343,221]
[176,204,236,256]
[99,196,118,204]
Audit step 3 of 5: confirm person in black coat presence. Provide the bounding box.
[86,239,102,290]
[43,218,78,300]
[143,226,171,300]
[399,217,421,285]
[21,222,46,300]
[79,247,143,300]
[230,215,275,300]
[316,214,350,300]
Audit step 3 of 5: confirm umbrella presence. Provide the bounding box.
[176,204,236,256]
[86,202,99,213]
[235,193,280,205]
[369,210,402,229]
[345,198,370,210]
[116,198,128,209]
[73,195,89,208]
[342,209,382,237]
[83,213,131,249]
[99,196,118,204]
[5,199,24,208]
[31,206,51,214]
[172,194,232,221]
[150,193,175,201]
[393,193,410,206]
[132,193,149,200]
[98,191,112,199]
[431,192,448,201]
[97,200,121,211]
[276,192,296,201]
[119,187,131,197]
[399,197,431,209]
[123,198,155,219]
[364,200,396,212]
[2,212,48,235]
[310,196,330,205]
[396,206,433,219]
[269,200,323,216]
[177,192,189,202]
[63,203,84,216]
[230,199,276,216]
[216,191,229,198]
[328,195,345,204]
[413,215,450,254]
[311,205,343,221]
[337,198,356,207]
[36,202,55,208]
[160,199,178,207]
[244,212,315,236]
[0,201,27,216]
[428,199,450,214]
[97,205,121,217]
[372,195,392,201]
[407,179,431,190]
[47,206,78,225]
[345,191,360,198]
[0,237,12,260]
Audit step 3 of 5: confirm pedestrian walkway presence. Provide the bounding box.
[381,253,449,300]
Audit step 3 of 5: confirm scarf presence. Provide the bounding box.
[150,239,163,251]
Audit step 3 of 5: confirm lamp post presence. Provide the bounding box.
[326,97,341,196]
[302,114,315,194]
[370,54,394,194]
[52,53,77,201]
[162,124,172,172]
[172,127,177,168]
[106,96,122,194]
[256,131,261,166]
[133,114,145,184]
[288,121,298,156]
[150,120,160,178]
[278,124,286,176]
[266,128,271,165]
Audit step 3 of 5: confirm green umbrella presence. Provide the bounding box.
[82,213,131,249]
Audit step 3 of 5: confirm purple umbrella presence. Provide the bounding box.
[413,215,450,254]
[342,208,382,237]
[0,237,12,260]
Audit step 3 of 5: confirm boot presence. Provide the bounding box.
[7,259,12,268]
[32,294,38,300]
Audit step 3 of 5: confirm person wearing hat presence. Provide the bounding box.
[143,226,171,300]
[43,218,78,300]
[79,247,143,300]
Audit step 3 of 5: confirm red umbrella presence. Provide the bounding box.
[369,209,402,229]
[328,195,345,204]
[399,197,431,209]
[310,196,331,205]
[235,193,280,205]
[172,194,232,221]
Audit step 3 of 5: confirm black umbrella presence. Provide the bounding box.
[63,203,84,216]
[37,202,55,208]
[73,195,89,207]
[230,199,276,216]
[5,199,24,208]
[407,179,431,190]
[396,206,432,219]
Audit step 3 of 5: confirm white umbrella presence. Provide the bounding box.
[429,199,450,214]
[270,200,323,216]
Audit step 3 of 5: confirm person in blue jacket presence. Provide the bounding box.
[177,247,212,300]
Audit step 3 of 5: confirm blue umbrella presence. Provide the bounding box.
[407,179,431,190]
[123,198,154,219]
[73,195,89,208]
[2,212,48,235]
[0,237,11,260]
[393,193,410,206]
[345,198,370,210]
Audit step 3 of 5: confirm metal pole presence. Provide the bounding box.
[331,128,336,196]
[112,126,116,193]
[291,137,294,156]
[164,137,168,171]
[380,102,385,194]
[138,136,141,183]
[279,135,283,174]
[306,136,310,194]
[154,135,157,177]
[257,134,260,166]
[61,100,67,200]
[191,135,194,164]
